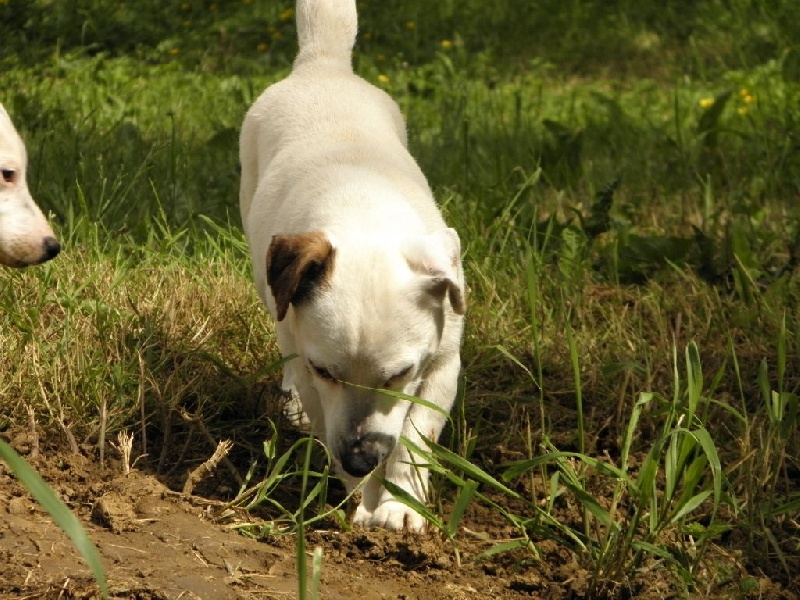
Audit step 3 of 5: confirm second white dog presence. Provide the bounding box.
[239,0,466,531]
[0,103,60,268]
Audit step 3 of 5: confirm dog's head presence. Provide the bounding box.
[267,228,465,477]
[0,104,60,268]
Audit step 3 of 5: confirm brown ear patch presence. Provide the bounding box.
[266,231,335,321]
[422,275,467,316]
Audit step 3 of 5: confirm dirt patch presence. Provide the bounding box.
[0,436,549,600]
[0,429,797,599]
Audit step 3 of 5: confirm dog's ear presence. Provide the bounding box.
[267,231,335,321]
[404,228,466,315]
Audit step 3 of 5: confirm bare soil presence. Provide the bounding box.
[0,423,797,600]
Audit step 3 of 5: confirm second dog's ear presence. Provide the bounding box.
[267,231,335,321]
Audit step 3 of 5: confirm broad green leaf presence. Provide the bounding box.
[402,436,522,500]
[475,539,531,561]
[504,451,633,488]
[631,540,677,564]
[380,478,444,531]
[675,454,709,508]
[562,481,613,527]
[447,480,479,537]
[669,490,712,524]
[688,427,723,507]
[636,438,666,506]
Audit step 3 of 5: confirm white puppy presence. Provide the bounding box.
[239,0,466,531]
[0,103,60,268]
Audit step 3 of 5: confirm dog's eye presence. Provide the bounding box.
[384,365,413,388]
[312,364,338,383]
[1,169,16,184]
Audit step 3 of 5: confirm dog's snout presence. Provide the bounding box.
[339,432,395,478]
[40,236,61,263]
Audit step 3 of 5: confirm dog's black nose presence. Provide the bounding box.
[40,236,61,262]
[339,432,395,478]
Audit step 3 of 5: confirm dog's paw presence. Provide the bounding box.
[352,500,428,533]
[281,390,310,428]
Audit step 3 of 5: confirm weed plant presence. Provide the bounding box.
[1,0,799,597]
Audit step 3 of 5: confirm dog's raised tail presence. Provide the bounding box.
[294,0,357,70]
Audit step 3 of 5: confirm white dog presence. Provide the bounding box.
[239,0,466,531]
[0,103,60,268]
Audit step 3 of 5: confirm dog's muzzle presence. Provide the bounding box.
[338,432,395,477]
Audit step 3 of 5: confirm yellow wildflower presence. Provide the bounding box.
[257,42,268,52]
[271,30,283,41]
[738,106,748,115]
[441,39,453,49]
[377,74,390,84]
[739,88,750,97]
[180,2,190,10]
[744,94,755,104]
[699,97,714,109]
[376,53,386,62]
[169,48,180,55]
[280,8,294,21]
[405,21,416,30]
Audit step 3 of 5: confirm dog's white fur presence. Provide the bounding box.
[239,0,465,531]
[0,103,60,268]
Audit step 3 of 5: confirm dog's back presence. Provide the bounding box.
[240,0,435,253]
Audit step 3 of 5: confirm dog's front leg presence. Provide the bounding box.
[272,321,313,428]
[353,354,460,532]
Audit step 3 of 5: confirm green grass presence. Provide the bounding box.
[1,1,799,597]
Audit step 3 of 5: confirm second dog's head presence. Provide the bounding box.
[267,228,465,477]
[0,104,60,268]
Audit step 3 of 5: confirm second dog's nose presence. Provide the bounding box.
[40,236,61,262]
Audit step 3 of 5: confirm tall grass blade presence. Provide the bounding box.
[310,546,324,600]
[347,383,451,418]
[566,322,585,456]
[685,341,703,424]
